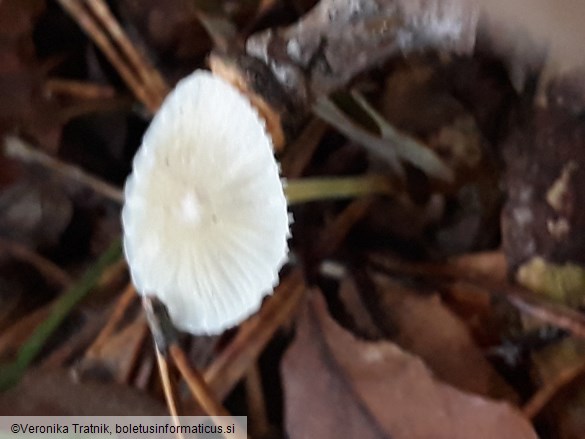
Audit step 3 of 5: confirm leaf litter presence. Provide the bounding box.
[1,0,585,437]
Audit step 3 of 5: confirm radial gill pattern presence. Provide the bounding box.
[122,71,290,335]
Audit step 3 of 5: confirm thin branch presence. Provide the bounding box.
[154,349,185,439]
[85,0,169,101]
[142,296,247,438]
[169,344,229,417]
[57,0,161,113]
[170,344,249,439]
[205,269,306,400]
[3,136,123,204]
[45,78,116,99]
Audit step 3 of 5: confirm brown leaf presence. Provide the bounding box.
[283,292,537,439]
[0,369,165,415]
[370,274,516,399]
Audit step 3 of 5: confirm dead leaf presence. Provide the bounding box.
[0,368,165,415]
[377,274,516,399]
[283,292,537,439]
[340,272,515,400]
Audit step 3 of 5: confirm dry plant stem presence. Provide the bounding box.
[57,0,160,113]
[4,137,123,203]
[170,345,250,439]
[169,343,247,439]
[0,237,71,289]
[142,297,245,438]
[205,269,306,400]
[85,0,169,101]
[154,348,184,438]
[285,175,393,204]
[523,358,585,419]
[44,78,116,99]
[57,98,134,124]
[169,344,229,417]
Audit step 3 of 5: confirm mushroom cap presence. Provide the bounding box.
[122,70,290,335]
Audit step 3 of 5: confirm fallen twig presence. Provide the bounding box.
[3,136,124,204]
[205,269,306,400]
[84,0,169,100]
[143,296,247,438]
[57,0,165,113]
[154,349,184,438]
[44,78,116,100]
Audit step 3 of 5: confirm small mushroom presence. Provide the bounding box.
[122,70,290,335]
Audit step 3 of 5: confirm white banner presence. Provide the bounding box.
[0,416,247,439]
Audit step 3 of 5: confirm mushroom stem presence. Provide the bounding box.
[285,175,394,205]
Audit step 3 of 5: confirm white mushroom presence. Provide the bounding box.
[122,70,290,335]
